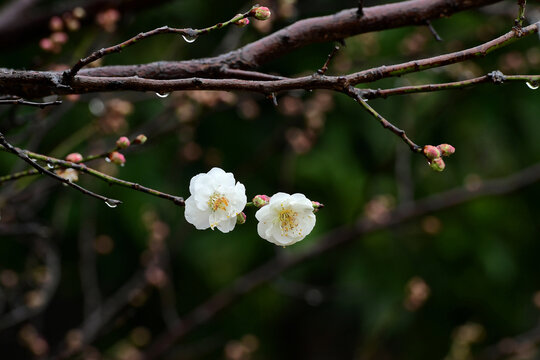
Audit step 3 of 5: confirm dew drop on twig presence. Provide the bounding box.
[105,200,118,208]
[155,92,170,98]
[526,81,539,90]
[47,162,54,168]
[105,157,111,163]
[182,34,198,43]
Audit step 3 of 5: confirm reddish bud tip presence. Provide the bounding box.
[423,145,442,160]
[49,16,64,32]
[116,136,130,149]
[108,151,126,165]
[236,212,247,224]
[437,144,455,157]
[234,16,250,27]
[133,134,147,145]
[39,38,55,52]
[429,157,446,172]
[252,194,270,208]
[50,31,68,45]
[250,6,271,20]
[312,201,324,212]
[65,152,83,163]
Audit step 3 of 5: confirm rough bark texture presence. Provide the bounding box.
[0,0,504,98]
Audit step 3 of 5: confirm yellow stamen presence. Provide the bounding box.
[279,209,298,234]
[208,192,229,212]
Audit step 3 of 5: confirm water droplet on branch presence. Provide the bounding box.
[47,162,54,168]
[155,92,170,98]
[105,200,118,208]
[526,81,539,90]
[181,34,198,43]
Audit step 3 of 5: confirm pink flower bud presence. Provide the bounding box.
[250,6,271,20]
[50,31,68,45]
[65,152,83,163]
[234,16,250,27]
[49,16,64,32]
[423,145,441,160]
[236,212,247,224]
[39,38,55,52]
[133,134,147,145]
[116,136,130,149]
[429,157,446,172]
[252,194,270,208]
[311,201,324,212]
[108,151,126,165]
[437,144,455,157]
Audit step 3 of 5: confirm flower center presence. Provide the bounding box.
[279,209,298,233]
[208,192,229,212]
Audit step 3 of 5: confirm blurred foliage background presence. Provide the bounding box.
[0,0,539,359]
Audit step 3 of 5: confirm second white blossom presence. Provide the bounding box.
[255,192,316,246]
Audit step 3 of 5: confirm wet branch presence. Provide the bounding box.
[0,132,122,207]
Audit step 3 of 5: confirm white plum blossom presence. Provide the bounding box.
[255,192,316,246]
[184,167,247,233]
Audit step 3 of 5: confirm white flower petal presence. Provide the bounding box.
[255,192,317,246]
[184,167,246,233]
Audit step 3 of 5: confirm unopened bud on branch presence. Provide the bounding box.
[252,194,270,208]
[234,15,250,27]
[437,144,455,157]
[65,152,83,163]
[312,201,324,212]
[133,134,147,145]
[250,6,271,21]
[423,145,441,160]
[108,151,126,165]
[236,212,247,224]
[429,157,446,172]
[116,136,130,149]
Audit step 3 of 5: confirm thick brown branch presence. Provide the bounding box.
[68,0,505,79]
[0,23,537,98]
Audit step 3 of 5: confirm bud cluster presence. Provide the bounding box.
[423,144,455,172]
[40,8,86,53]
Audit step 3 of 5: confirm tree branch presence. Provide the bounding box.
[0,132,122,207]
[1,23,537,98]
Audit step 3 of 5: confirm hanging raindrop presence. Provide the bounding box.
[182,34,198,43]
[526,81,539,90]
[47,162,54,168]
[155,92,170,98]
[105,157,111,163]
[105,200,118,208]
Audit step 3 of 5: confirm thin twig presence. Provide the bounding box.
[16,148,185,206]
[360,72,540,99]
[0,132,122,207]
[357,0,364,16]
[344,86,422,153]
[317,40,344,75]
[515,0,527,27]
[0,98,62,108]
[63,6,258,81]
[0,236,60,331]
[425,20,443,41]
